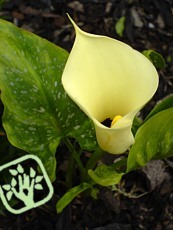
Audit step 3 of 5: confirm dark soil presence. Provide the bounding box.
[0,0,173,229]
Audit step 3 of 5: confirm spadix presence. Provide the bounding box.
[111,115,122,127]
[62,15,159,154]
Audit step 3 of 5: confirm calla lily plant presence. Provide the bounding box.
[62,16,159,154]
[0,16,172,214]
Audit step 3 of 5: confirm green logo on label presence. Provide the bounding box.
[0,155,53,214]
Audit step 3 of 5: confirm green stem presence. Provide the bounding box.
[65,147,75,188]
[80,147,105,182]
[63,138,86,187]
[85,147,105,172]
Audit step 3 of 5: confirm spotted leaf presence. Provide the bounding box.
[0,19,97,181]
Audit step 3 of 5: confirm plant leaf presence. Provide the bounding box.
[132,116,142,135]
[142,50,165,69]
[34,183,43,190]
[115,16,126,37]
[0,19,97,181]
[17,164,24,174]
[30,167,36,178]
[9,169,18,176]
[88,163,124,186]
[127,108,173,172]
[6,191,13,201]
[56,182,91,213]
[145,94,173,121]
[2,184,11,191]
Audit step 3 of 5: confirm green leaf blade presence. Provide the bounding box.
[0,19,97,181]
[56,183,91,213]
[127,108,173,172]
[142,50,165,69]
[0,19,68,180]
[88,164,124,186]
[115,16,126,37]
[145,94,173,121]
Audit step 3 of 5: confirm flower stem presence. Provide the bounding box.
[63,138,85,187]
[85,148,105,172]
[80,147,105,183]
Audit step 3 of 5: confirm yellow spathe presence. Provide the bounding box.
[62,16,159,154]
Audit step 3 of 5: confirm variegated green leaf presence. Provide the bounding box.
[0,19,97,181]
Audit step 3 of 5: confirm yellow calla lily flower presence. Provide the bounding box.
[62,16,159,154]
